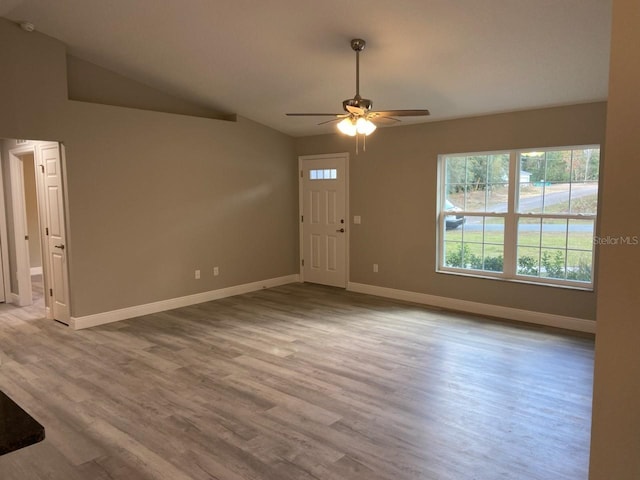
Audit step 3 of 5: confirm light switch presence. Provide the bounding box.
[354,215,361,224]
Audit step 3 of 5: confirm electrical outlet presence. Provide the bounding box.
[373,263,378,273]
[213,266,219,276]
[195,269,200,279]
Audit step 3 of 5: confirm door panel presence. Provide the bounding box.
[301,155,347,287]
[41,143,70,324]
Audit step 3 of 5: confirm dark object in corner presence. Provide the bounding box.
[0,390,45,455]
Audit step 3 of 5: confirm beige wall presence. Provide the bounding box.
[297,102,607,320]
[67,55,231,120]
[590,0,640,477]
[0,17,298,317]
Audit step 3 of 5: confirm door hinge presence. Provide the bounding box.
[45,227,49,236]
[301,259,305,267]
[40,164,45,173]
[300,170,303,178]
[301,215,303,223]
[25,235,29,241]
[49,288,53,297]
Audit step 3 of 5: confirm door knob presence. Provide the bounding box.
[54,244,65,250]
[336,228,345,233]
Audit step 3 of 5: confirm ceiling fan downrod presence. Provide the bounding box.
[351,38,365,98]
[343,38,372,112]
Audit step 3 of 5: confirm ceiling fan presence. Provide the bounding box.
[286,38,430,149]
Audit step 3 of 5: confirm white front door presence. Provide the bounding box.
[41,143,70,323]
[300,154,348,287]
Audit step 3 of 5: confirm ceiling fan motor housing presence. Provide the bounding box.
[343,97,372,112]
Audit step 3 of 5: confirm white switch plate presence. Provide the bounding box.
[354,215,361,224]
[195,269,200,279]
[213,266,219,276]
[373,263,378,273]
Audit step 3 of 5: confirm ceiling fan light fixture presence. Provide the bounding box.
[286,37,430,151]
[356,117,376,136]
[337,117,357,136]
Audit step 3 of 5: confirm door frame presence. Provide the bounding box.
[7,145,36,306]
[298,153,350,286]
[4,140,71,322]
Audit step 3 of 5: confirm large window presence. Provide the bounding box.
[438,146,600,288]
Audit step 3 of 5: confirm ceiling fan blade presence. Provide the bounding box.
[374,116,401,123]
[345,105,365,116]
[286,113,343,117]
[318,117,345,125]
[374,109,431,117]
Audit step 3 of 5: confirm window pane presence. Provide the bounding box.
[515,216,594,283]
[544,150,571,182]
[465,155,487,212]
[309,169,338,181]
[567,219,595,250]
[517,246,540,276]
[542,183,570,214]
[517,217,541,248]
[541,218,567,249]
[483,217,504,272]
[566,250,593,283]
[445,184,465,207]
[518,182,544,213]
[571,148,600,182]
[443,241,464,268]
[486,183,509,212]
[446,157,467,184]
[519,148,599,215]
[487,154,510,184]
[445,154,509,213]
[520,151,546,185]
[483,245,504,272]
[540,249,566,279]
[442,215,504,273]
[570,181,598,214]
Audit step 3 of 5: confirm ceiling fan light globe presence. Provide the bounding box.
[337,118,357,136]
[358,118,377,136]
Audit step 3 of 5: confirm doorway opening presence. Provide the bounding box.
[0,138,71,324]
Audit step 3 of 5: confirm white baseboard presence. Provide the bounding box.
[30,267,43,276]
[347,282,596,333]
[70,274,300,330]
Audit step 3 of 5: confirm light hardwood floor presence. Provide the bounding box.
[0,283,594,479]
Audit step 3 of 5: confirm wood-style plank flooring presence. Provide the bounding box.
[0,282,594,479]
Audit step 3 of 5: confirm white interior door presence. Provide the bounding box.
[41,143,70,323]
[300,154,348,287]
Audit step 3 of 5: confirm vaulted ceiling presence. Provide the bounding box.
[1,0,611,137]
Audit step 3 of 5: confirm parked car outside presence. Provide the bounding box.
[445,200,465,230]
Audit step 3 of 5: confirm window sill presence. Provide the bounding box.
[436,268,594,292]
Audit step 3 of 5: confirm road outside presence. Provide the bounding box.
[447,183,598,233]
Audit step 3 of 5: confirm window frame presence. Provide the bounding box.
[436,145,600,290]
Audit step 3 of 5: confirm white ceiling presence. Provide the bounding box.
[1,0,611,137]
